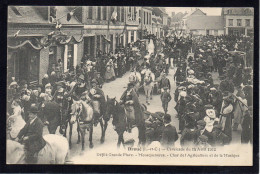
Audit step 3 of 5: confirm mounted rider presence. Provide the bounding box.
[141,68,155,104]
[52,82,70,134]
[89,79,106,126]
[129,67,141,96]
[120,82,144,133]
[15,103,46,164]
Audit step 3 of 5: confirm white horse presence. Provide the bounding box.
[7,134,69,164]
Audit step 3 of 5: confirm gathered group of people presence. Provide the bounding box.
[7,31,254,163]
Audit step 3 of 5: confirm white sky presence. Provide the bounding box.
[165,7,222,16]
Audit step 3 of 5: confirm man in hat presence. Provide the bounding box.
[160,87,172,114]
[95,72,104,89]
[161,114,178,147]
[72,75,87,100]
[41,74,49,93]
[129,67,141,96]
[120,82,145,135]
[16,103,46,164]
[89,79,106,125]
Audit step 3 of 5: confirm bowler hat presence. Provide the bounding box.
[29,103,39,113]
[164,114,171,122]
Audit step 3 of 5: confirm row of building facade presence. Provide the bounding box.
[170,8,254,36]
[7,6,170,85]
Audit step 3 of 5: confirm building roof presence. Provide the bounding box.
[186,16,224,30]
[222,7,254,16]
[8,6,48,23]
[183,8,206,19]
[171,12,186,22]
[8,6,82,25]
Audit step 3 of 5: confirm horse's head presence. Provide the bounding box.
[70,101,83,124]
[106,95,117,118]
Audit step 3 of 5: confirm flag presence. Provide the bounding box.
[111,11,117,24]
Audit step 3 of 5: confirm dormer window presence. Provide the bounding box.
[227,9,233,14]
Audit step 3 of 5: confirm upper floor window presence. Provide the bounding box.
[237,19,242,26]
[97,6,101,20]
[110,6,114,17]
[102,6,107,20]
[227,9,233,14]
[117,7,121,21]
[121,7,124,22]
[88,6,93,19]
[228,19,233,26]
[246,19,250,26]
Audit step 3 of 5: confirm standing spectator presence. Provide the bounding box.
[160,87,172,114]
[241,106,253,144]
[161,114,178,147]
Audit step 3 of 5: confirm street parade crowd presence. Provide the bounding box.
[7,31,253,163]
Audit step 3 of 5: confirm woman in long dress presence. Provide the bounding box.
[104,59,116,81]
[7,99,26,140]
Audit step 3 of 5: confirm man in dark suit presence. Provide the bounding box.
[161,114,178,147]
[16,103,46,164]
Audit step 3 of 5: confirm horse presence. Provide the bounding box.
[69,99,94,150]
[106,96,147,148]
[7,134,69,164]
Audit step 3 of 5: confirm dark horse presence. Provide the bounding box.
[106,96,146,148]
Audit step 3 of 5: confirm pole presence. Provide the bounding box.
[141,7,143,40]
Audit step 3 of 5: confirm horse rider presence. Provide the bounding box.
[120,82,144,133]
[52,83,69,134]
[129,67,141,96]
[70,74,87,101]
[89,79,106,126]
[15,103,46,164]
[142,69,154,105]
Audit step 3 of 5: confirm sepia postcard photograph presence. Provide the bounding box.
[5,4,257,168]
